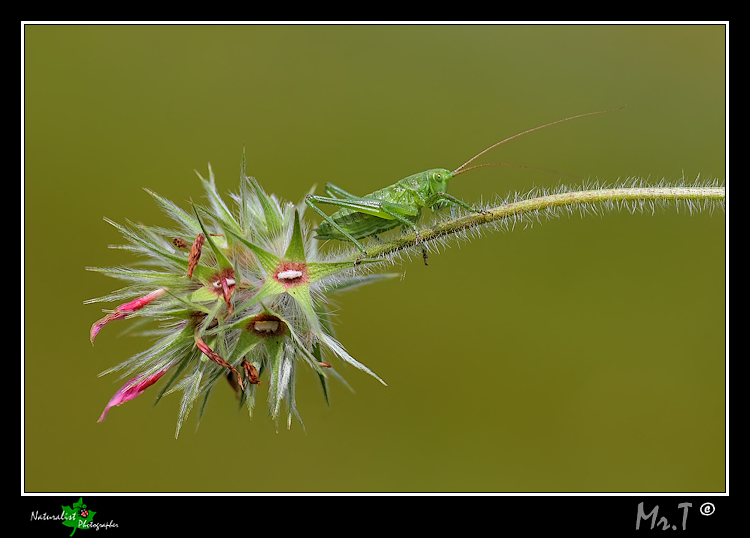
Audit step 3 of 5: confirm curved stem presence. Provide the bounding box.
[351,186,726,263]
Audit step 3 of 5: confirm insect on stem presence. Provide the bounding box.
[309,105,625,267]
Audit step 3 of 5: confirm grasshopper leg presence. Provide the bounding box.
[324,183,359,200]
[377,204,429,266]
[305,195,370,263]
[426,191,487,215]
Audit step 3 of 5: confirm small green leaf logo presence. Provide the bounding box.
[61,498,95,536]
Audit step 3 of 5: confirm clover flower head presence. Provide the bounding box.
[87,154,390,436]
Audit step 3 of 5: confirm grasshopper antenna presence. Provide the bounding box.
[452,105,625,177]
[452,161,571,179]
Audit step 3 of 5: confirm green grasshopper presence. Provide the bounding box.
[306,107,621,265]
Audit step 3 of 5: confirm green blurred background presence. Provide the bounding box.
[23,24,725,492]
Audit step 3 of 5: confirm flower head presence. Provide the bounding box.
[87,153,392,436]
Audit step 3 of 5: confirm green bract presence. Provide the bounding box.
[87,152,391,436]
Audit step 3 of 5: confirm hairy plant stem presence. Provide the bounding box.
[351,186,726,263]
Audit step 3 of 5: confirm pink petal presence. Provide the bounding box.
[89,288,167,344]
[97,368,168,422]
[115,288,167,313]
[89,312,126,344]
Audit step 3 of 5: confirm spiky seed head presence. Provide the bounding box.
[87,156,393,436]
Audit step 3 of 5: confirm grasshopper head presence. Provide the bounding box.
[427,168,453,194]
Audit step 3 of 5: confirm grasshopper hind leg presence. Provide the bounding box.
[305,195,368,254]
